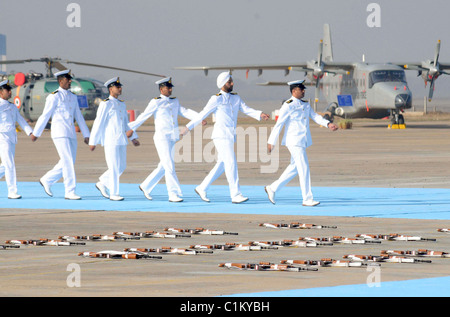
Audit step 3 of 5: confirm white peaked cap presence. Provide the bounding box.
[287,79,305,86]
[0,79,9,87]
[54,69,72,78]
[104,77,122,87]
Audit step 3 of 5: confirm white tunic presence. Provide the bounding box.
[89,96,137,146]
[267,96,329,148]
[0,98,32,195]
[33,87,90,139]
[0,98,33,142]
[186,91,262,140]
[187,91,262,200]
[129,95,198,140]
[129,95,199,197]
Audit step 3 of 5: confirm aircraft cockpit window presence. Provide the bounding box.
[44,81,59,93]
[77,80,96,93]
[70,82,82,94]
[369,70,406,88]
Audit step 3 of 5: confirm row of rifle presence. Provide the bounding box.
[219,249,449,272]
[0,227,239,248]
[1,232,442,251]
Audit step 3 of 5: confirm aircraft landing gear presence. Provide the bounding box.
[389,110,406,129]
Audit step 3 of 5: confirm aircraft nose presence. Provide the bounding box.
[395,93,412,109]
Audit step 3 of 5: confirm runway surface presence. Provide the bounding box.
[4,182,450,220]
[1,182,449,297]
[1,119,450,297]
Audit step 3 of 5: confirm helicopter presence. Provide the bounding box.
[0,56,166,121]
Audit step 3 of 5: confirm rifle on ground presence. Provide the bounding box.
[298,236,379,245]
[78,250,162,259]
[356,233,436,241]
[259,222,336,229]
[164,227,238,235]
[381,249,449,258]
[218,261,318,272]
[344,254,432,263]
[281,258,369,267]
[123,247,213,255]
[6,238,85,246]
[0,244,20,249]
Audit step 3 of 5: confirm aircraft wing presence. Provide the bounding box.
[400,62,450,72]
[256,81,315,86]
[175,63,307,76]
[175,62,353,75]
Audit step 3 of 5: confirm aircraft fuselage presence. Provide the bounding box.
[319,63,412,119]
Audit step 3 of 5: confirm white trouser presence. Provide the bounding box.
[268,145,313,202]
[99,144,127,196]
[198,138,241,199]
[41,137,77,195]
[140,138,182,196]
[0,140,17,195]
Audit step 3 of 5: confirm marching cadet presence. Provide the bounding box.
[89,77,140,201]
[128,77,204,202]
[31,69,90,200]
[0,80,33,199]
[265,80,338,206]
[181,72,270,203]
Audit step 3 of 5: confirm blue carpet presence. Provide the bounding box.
[2,182,449,297]
[225,276,450,297]
[1,182,449,220]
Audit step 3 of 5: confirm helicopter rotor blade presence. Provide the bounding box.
[51,61,68,71]
[64,60,166,77]
[0,58,43,65]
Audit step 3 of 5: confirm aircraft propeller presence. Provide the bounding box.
[404,40,450,101]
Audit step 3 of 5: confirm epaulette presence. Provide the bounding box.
[154,97,161,100]
[119,99,124,102]
[169,97,176,99]
[286,99,293,104]
[103,98,109,102]
[51,90,59,95]
[230,92,238,95]
[215,93,222,96]
[301,99,308,103]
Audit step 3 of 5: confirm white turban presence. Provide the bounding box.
[216,72,232,89]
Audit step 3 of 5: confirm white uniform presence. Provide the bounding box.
[33,87,90,196]
[129,95,198,197]
[89,95,137,197]
[0,98,33,195]
[186,91,262,199]
[267,96,329,202]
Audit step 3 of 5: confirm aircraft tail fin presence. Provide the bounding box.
[0,34,6,74]
[322,24,333,62]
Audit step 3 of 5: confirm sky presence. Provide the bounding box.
[1,0,450,112]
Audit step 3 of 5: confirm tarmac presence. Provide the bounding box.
[0,115,449,298]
